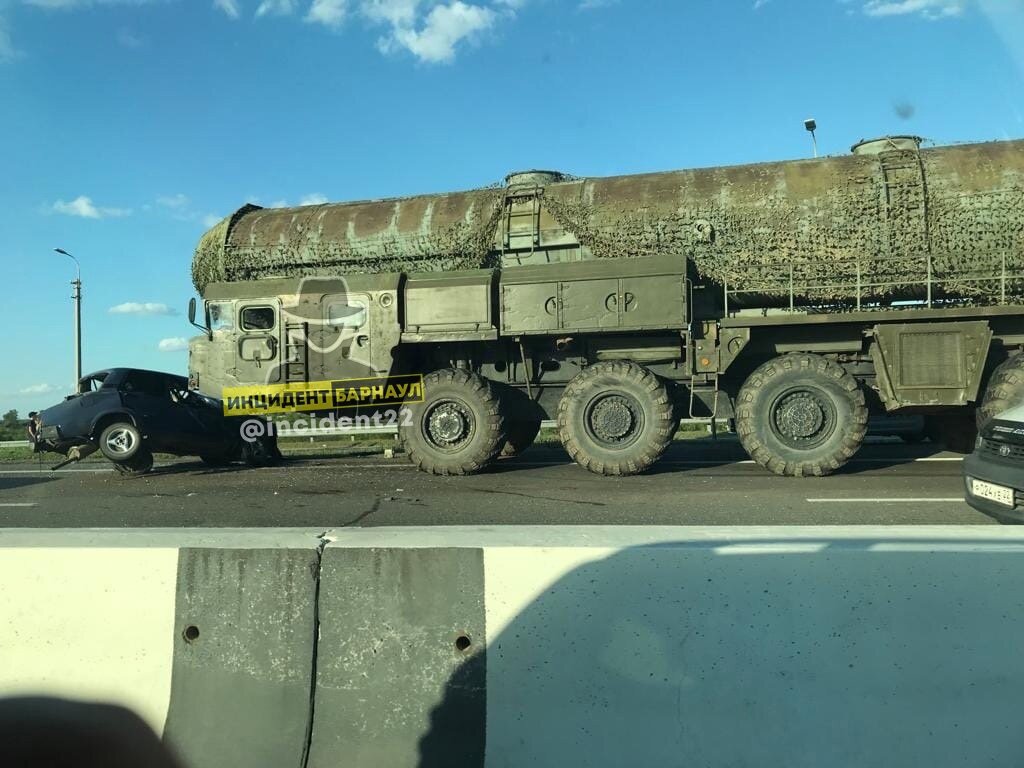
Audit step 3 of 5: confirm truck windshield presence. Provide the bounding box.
[209,302,234,332]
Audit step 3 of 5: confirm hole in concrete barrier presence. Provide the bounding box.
[183,625,200,643]
[454,634,472,652]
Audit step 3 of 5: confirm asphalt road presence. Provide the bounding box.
[0,436,994,527]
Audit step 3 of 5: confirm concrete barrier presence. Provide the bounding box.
[0,529,324,768]
[2,526,1024,767]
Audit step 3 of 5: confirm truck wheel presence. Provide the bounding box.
[112,449,153,477]
[736,353,867,477]
[99,422,143,462]
[402,369,506,475]
[978,353,1024,428]
[501,419,542,458]
[557,361,675,476]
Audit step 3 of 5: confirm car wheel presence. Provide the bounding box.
[99,422,143,462]
[112,449,153,477]
[242,436,278,467]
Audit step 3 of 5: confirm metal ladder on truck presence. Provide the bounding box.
[283,322,309,383]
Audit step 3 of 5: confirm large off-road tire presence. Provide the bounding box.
[736,353,867,477]
[500,419,542,458]
[98,422,143,462]
[112,449,153,477]
[557,361,675,476]
[402,369,506,476]
[978,353,1024,428]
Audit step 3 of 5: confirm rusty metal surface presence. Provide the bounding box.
[192,139,1024,306]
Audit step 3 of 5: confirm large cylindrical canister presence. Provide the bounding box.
[193,138,1024,306]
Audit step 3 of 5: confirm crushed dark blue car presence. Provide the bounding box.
[29,368,280,476]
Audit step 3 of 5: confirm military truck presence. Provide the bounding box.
[187,134,1024,477]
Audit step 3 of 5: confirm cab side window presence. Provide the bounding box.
[327,299,367,329]
[241,306,276,331]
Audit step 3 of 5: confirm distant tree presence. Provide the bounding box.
[1,410,17,428]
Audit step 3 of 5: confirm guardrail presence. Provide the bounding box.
[0,441,29,448]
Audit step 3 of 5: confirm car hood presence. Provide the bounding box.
[985,402,1024,444]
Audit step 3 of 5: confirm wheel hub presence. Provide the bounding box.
[106,429,135,455]
[589,396,637,442]
[775,392,826,440]
[427,402,471,446]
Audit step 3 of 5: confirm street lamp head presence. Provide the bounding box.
[54,247,81,280]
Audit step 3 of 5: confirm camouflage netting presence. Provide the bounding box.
[192,140,1024,306]
[192,190,507,293]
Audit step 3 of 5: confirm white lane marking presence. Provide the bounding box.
[0,454,965,474]
[0,503,36,507]
[807,498,965,503]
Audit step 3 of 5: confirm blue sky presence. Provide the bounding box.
[1,0,1022,414]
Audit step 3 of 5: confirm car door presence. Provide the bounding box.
[168,379,225,454]
[119,371,178,450]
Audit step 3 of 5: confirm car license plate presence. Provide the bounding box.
[971,479,1015,508]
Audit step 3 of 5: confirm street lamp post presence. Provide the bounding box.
[54,248,82,392]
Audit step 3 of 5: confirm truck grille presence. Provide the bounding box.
[981,438,1024,461]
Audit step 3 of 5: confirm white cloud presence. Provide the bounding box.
[19,383,58,395]
[214,0,241,17]
[362,0,419,27]
[8,0,521,65]
[158,337,189,352]
[109,302,178,316]
[861,0,965,18]
[0,15,14,62]
[299,193,329,205]
[382,1,496,63]
[157,193,190,209]
[116,27,144,47]
[202,213,223,227]
[52,195,131,219]
[307,0,347,26]
[579,0,617,8]
[256,0,296,17]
